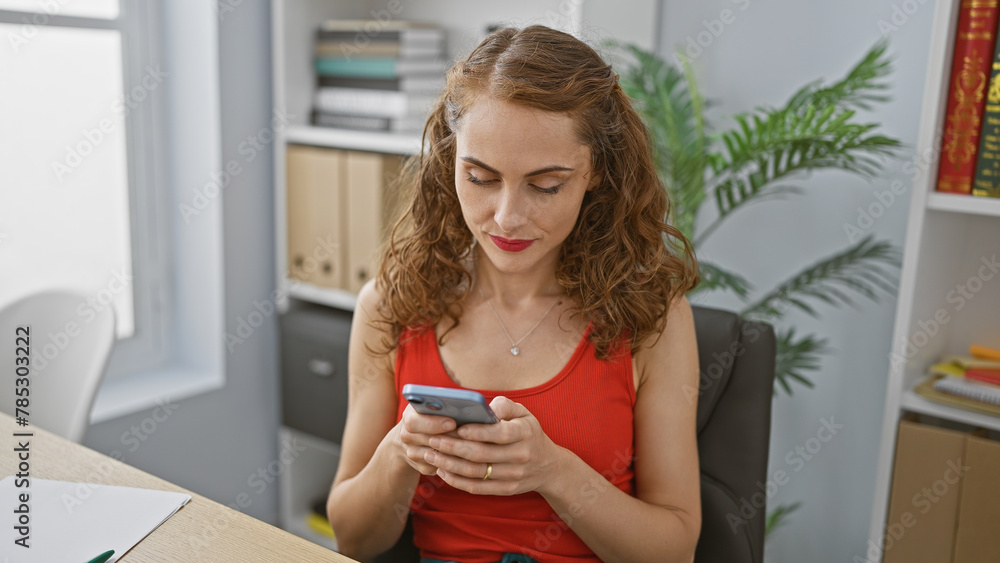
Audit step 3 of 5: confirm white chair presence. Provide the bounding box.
[0,290,116,442]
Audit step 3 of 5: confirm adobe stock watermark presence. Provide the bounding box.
[671,0,751,67]
[215,0,244,21]
[6,0,75,53]
[888,254,1000,370]
[222,234,339,353]
[525,449,633,555]
[843,125,945,243]
[51,65,168,183]
[61,397,181,510]
[856,457,969,562]
[393,446,636,557]
[683,319,765,405]
[727,416,844,533]
[30,269,132,372]
[900,126,945,181]
[318,0,421,60]
[117,397,181,454]
[542,0,583,34]
[876,0,930,37]
[178,106,294,223]
[188,435,308,549]
[843,180,908,243]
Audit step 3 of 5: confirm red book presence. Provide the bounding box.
[937,0,1000,194]
[966,367,1000,386]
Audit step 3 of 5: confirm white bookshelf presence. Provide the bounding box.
[926,191,1000,216]
[285,124,422,156]
[899,390,1000,433]
[867,0,1000,555]
[276,426,341,551]
[286,280,358,311]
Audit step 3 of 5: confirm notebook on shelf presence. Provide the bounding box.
[915,374,1000,417]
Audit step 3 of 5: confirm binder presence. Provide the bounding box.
[883,420,965,563]
[344,152,404,294]
[286,145,345,290]
[953,434,1000,561]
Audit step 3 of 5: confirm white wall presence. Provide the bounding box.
[656,0,934,560]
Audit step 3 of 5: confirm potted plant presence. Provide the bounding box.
[609,38,903,535]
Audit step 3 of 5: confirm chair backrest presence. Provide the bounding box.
[691,305,776,563]
[0,290,116,443]
[371,305,776,563]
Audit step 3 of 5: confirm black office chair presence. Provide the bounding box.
[690,305,776,563]
[373,305,777,563]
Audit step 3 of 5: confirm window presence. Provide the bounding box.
[0,1,168,378]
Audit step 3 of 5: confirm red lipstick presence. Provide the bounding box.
[489,235,534,252]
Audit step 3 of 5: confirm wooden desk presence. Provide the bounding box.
[0,413,357,562]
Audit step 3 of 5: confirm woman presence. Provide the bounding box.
[327,25,701,563]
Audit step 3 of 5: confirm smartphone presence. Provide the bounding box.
[402,384,499,426]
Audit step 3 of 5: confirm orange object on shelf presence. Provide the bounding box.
[970,343,1000,362]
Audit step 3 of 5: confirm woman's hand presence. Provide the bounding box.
[422,396,567,496]
[397,404,459,475]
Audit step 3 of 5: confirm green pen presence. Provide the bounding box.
[84,549,115,563]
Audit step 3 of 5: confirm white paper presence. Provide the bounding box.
[0,476,191,562]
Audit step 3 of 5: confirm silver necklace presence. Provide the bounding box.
[478,287,561,356]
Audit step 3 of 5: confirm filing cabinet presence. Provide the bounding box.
[279,304,352,445]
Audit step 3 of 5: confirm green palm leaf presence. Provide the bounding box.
[700,108,900,244]
[610,36,905,537]
[690,260,753,299]
[772,327,828,395]
[785,38,893,113]
[766,502,802,538]
[740,236,900,322]
[695,41,902,245]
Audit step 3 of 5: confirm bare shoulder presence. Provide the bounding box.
[630,293,701,535]
[355,278,385,324]
[333,278,399,486]
[349,278,396,386]
[634,294,698,392]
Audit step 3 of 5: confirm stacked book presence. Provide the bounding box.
[934,1,1000,198]
[311,20,447,133]
[916,344,1000,417]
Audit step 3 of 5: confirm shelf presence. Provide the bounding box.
[285,125,422,155]
[900,388,1000,432]
[288,281,357,311]
[286,511,339,552]
[926,192,1000,217]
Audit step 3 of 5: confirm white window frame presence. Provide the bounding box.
[0,0,226,422]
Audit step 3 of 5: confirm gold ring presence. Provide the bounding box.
[483,463,493,481]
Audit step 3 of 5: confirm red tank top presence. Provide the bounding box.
[394,322,636,562]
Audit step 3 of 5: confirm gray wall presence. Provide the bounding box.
[657,0,934,560]
[84,0,284,525]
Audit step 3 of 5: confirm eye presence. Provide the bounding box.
[466,174,495,186]
[532,184,563,195]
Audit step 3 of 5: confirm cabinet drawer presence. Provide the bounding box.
[279,306,352,444]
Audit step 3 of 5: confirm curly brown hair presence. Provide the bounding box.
[374,24,699,360]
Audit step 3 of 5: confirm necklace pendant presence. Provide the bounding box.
[511,346,520,356]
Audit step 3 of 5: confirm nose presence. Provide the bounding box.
[494,185,529,234]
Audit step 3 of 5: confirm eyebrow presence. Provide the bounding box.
[460,156,574,177]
